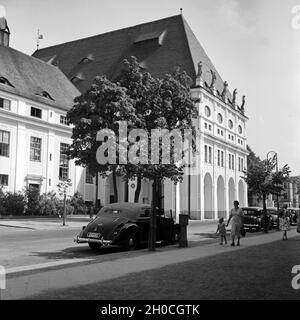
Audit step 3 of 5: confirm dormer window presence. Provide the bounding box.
[134,30,166,46]
[0,76,14,88]
[35,90,54,101]
[71,74,84,83]
[79,54,94,64]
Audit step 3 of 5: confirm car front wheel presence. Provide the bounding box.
[123,232,138,251]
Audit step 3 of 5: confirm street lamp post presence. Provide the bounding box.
[266,151,280,230]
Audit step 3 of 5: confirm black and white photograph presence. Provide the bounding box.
[0,0,300,311]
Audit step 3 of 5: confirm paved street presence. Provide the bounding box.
[0,217,220,269]
[1,217,299,299]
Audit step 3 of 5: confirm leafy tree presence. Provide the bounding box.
[246,145,261,205]
[244,157,290,232]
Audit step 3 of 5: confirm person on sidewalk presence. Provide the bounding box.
[226,200,244,247]
[216,217,227,245]
[279,205,290,240]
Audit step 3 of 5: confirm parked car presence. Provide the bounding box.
[267,207,280,228]
[242,207,273,231]
[286,207,299,226]
[74,202,179,251]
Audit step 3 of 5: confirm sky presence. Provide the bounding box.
[1,0,300,175]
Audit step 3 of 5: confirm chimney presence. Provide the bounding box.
[0,6,9,47]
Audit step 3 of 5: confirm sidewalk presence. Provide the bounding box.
[2,228,299,300]
[0,216,219,234]
[0,217,90,230]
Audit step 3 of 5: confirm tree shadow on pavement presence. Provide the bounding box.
[29,245,124,260]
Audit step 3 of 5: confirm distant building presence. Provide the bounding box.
[279,176,300,208]
[0,16,95,201]
[33,14,248,220]
[248,176,300,209]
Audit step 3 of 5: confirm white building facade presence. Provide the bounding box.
[0,91,96,201]
[163,81,248,220]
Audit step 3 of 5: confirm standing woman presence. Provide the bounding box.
[279,205,290,240]
[226,200,244,246]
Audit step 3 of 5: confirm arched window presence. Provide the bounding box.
[204,105,211,117]
[217,113,223,124]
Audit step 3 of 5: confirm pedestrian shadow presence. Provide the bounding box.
[192,233,220,239]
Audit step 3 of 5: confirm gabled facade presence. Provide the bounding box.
[32,14,249,219]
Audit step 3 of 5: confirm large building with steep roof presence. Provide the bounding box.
[33,14,248,220]
[1,13,248,219]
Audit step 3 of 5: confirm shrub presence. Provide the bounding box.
[1,191,26,216]
[57,200,74,216]
[24,186,41,215]
[0,187,6,215]
[69,192,87,215]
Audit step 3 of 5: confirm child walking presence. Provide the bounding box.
[216,217,227,245]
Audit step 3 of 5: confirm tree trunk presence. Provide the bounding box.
[262,193,268,233]
[134,176,142,203]
[112,169,118,203]
[149,178,159,251]
[95,172,98,209]
[63,192,66,226]
[124,178,129,202]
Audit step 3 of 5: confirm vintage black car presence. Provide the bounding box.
[242,207,273,231]
[75,202,178,250]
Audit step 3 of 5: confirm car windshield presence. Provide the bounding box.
[96,206,143,220]
[101,209,121,215]
[97,208,124,217]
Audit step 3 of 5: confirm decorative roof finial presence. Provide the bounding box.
[241,95,246,112]
[0,5,9,47]
[197,61,202,78]
[221,81,228,102]
[232,89,237,106]
[210,69,216,89]
[180,8,183,15]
